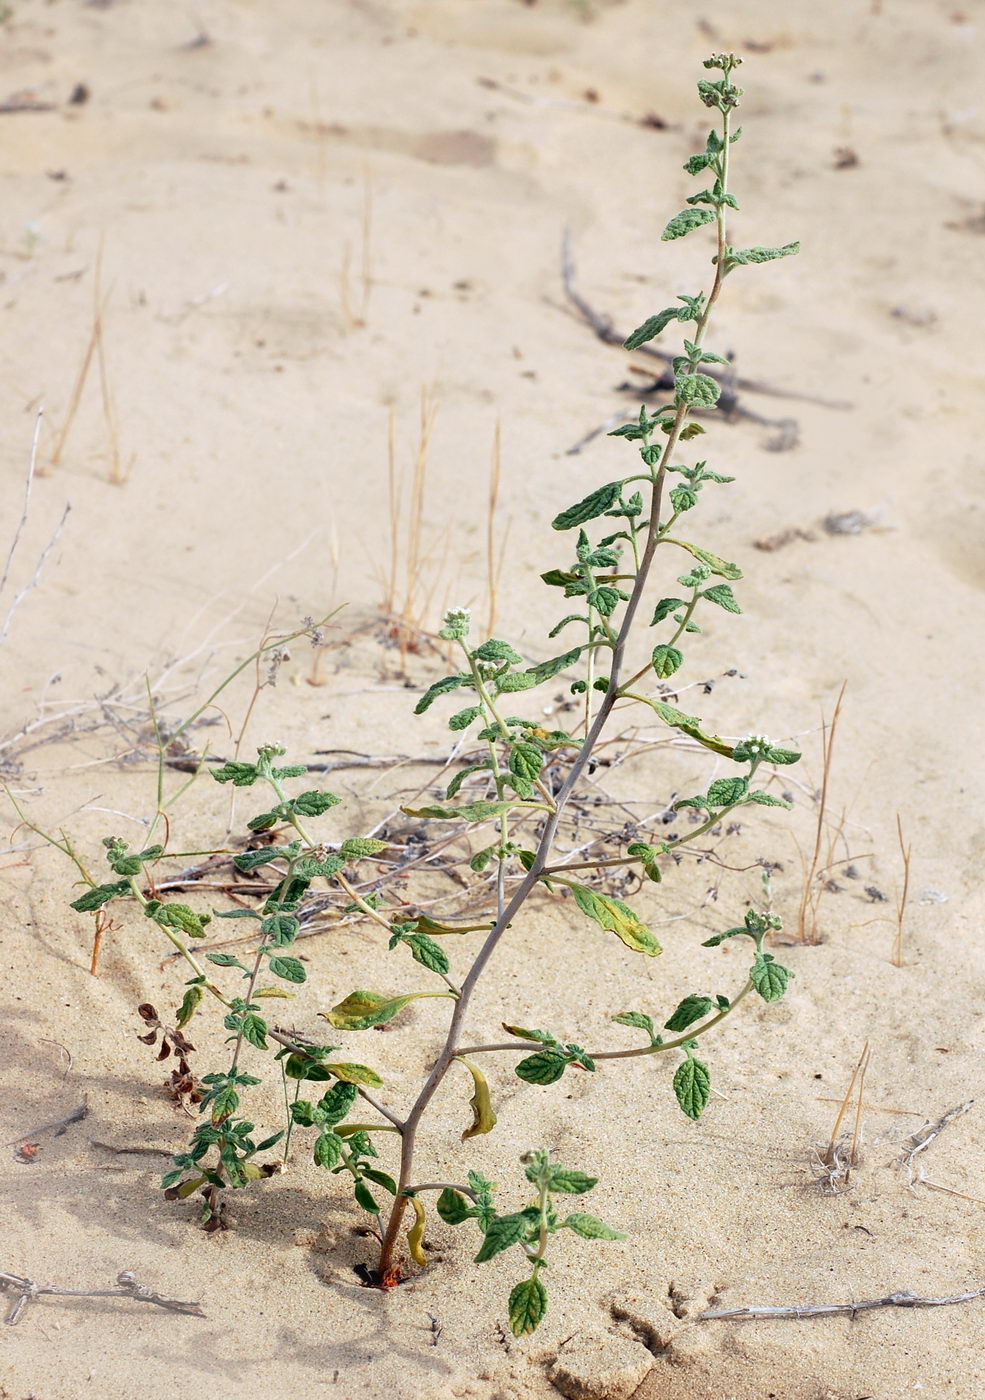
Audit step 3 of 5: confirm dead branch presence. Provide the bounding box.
[1,1269,205,1325]
[3,1099,88,1148]
[701,1283,985,1322]
[898,1101,974,1184]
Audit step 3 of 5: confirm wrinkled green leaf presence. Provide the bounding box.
[552,481,623,532]
[651,644,684,679]
[414,675,472,715]
[664,995,715,1032]
[474,1212,530,1263]
[509,1275,548,1336]
[563,1213,626,1240]
[675,373,721,408]
[662,207,716,240]
[70,879,130,913]
[673,1056,711,1120]
[268,955,306,983]
[703,583,742,613]
[750,956,793,1002]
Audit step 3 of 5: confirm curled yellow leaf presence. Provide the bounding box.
[457,1056,498,1140]
[407,1196,428,1267]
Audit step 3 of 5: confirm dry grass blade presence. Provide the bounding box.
[892,812,912,967]
[813,1040,870,1193]
[797,681,846,943]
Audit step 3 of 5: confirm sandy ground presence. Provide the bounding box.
[2,1,984,1398]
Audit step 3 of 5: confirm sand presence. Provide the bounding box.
[1,2,984,1397]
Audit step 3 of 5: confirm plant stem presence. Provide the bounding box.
[375,101,738,1272]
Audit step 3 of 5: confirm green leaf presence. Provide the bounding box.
[313,1131,343,1170]
[673,1056,711,1120]
[750,956,793,1002]
[233,845,297,872]
[268,955,306,984]
[211,761,259,786]
[474,1212,530,1263]
[563,1213,626,1240]
[664,538,743,581]
[727,241,800,267]
[524,647,583,684]
[651,644,684,679]
[497,671,539,693]
[570,885,662,957]
[414,675,472,715]
[240,1011,268,1049]
[701,925,752,948]
[764,745,801,765]
[315,1080,359,1125]
[354,1180,380,1214]
[401,932,450,975]
[612,1010,657,1042]
[662,207,716,241]
[270,764,308,780]
[588,585,622,617]
[651,597,686,626]
[402,800,521,823]
[551,481,623,532]
[706,776,749,806]
[260,913,300,946]
[294,853,344,879]
[149,902,211,938]
[675,373,721,408]
[436,1188,474,1225]
[458,1057,497,1140]
[509,742,544,783]
[664,995,715,1032]
[623,306,683,350]
[246,811,279,832]
[745,790,792,808]
[338,838,387,862]
[508,1275,548,1337]
[325,1061,384,1087]
[548,1167,597,1194]
[362,1167,398,1195]
[626,841,662,883]
[324,989,449,1031]
[703,583,742,613]
[474,639,523,664]
[287,790,341,816]
[515,1049,570,1085]
[670,485,698,513]
[70,879,130,913]
[175,985,203,1029]
[205,952,249,969]
[448,706,482,732]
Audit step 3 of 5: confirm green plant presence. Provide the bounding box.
[51,54,801,1334]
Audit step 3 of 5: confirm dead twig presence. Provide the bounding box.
[3,1100,88,1148]
[898,1101,974,1185]
[700,1283,985,1322]
[0,1269,205,1325]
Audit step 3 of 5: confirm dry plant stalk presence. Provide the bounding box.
[797,681,846,943]
[892,812,911,967]
[814,1040,870,1193]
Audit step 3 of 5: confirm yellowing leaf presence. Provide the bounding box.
[325,1061,384,1088]
[407,1196,428,1267]
[321,989,452,1031]
[457,1057,497,1140]
[570,886,662,957]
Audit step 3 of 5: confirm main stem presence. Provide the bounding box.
[377,102,733,1276]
